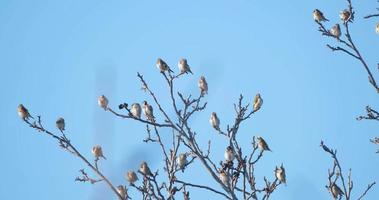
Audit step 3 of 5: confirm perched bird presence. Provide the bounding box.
[56,117,65,132]
[198,76,208,96]
[330,183,344,199]
[177,153,188,171]
[98,95,109,111]
[18,104,33,120]
[219,171,230,187]
[142,101,155,122]
[139,161,152,176]
[257,136,271,152]
[330,24,341,39]
[275,164,286,185]
[339,9,351,22]
[376,23,379,34]
[126,171,138,184]
[178,58,193,75]
[224,146,234,162]
[156,58,173,73]
[253,93,263,112]
[117,185,127,200]
[313,9,329,22]
[130,103,142,119]
[92,145,106,160]
[209,112,220,131]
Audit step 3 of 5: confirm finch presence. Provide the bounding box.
[18,104,33,120]
[130,103,142,119]
[92,145,106,160]
[209,112,220,131]
[257,136,271,152]
[56,117,65,132]
[98,95,109,111]
[313,9,329,22]
[253,93,263,112]
[198,76,208,96]
[178,58,193,75]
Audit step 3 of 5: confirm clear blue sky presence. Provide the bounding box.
[1,0,378,199]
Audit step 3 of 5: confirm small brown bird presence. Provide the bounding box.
[139,161,152,176]
[198,76,208,96]
[117,185,127,200]
[142,101,155,122]
[313,9,329,22]
[156,58,173,73]
[275,164,286,185]
[56,117,65,132]
[330,24,341,39]
[219,171,230,187]
[177,153,188,171]
[98,95,109,111]
[253,93,263,112]
[18,104,33,120]
[330,183,344,199]
[130,103,142,119]
[339,9,351,22]
[224,146,234,162]
[257,136,271,152]
[376,23,379,34]
[126,171,138,184]
[178,58,193,75]
[92,145,106,160]
[209,112,220,131]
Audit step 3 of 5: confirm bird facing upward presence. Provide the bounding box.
[209,112,220,131]
[275,164,286,185]
[330,24,341,39]
[198,76,208,96]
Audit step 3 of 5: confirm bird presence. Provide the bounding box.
[330,24,341,39]
[224,146,234,163]
[376,23,379,34]
[18,104,33,120]
[156,58,173,73]
[142,101,155,122]
[139,161,152,176]
[56,117,65,132]
[130,103,142,119]
[126,171,138,184]
[257,136,271,152]
[339,9,351,22]
[178,58,193,75]
[313,9,329,22]
[98,95,109,111]
[330,183,344,199]
[177,153,188,171]
[117,185,127,200]
[275,164,286,185]
[253,93,263,112]
[209,112,220,131]
[219,171,230,187]
[92,145,106,160]
[198,76,208,96]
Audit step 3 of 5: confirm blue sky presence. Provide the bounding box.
[1,0,378,199]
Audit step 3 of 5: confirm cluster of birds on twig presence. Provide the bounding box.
[17,57,286,198]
